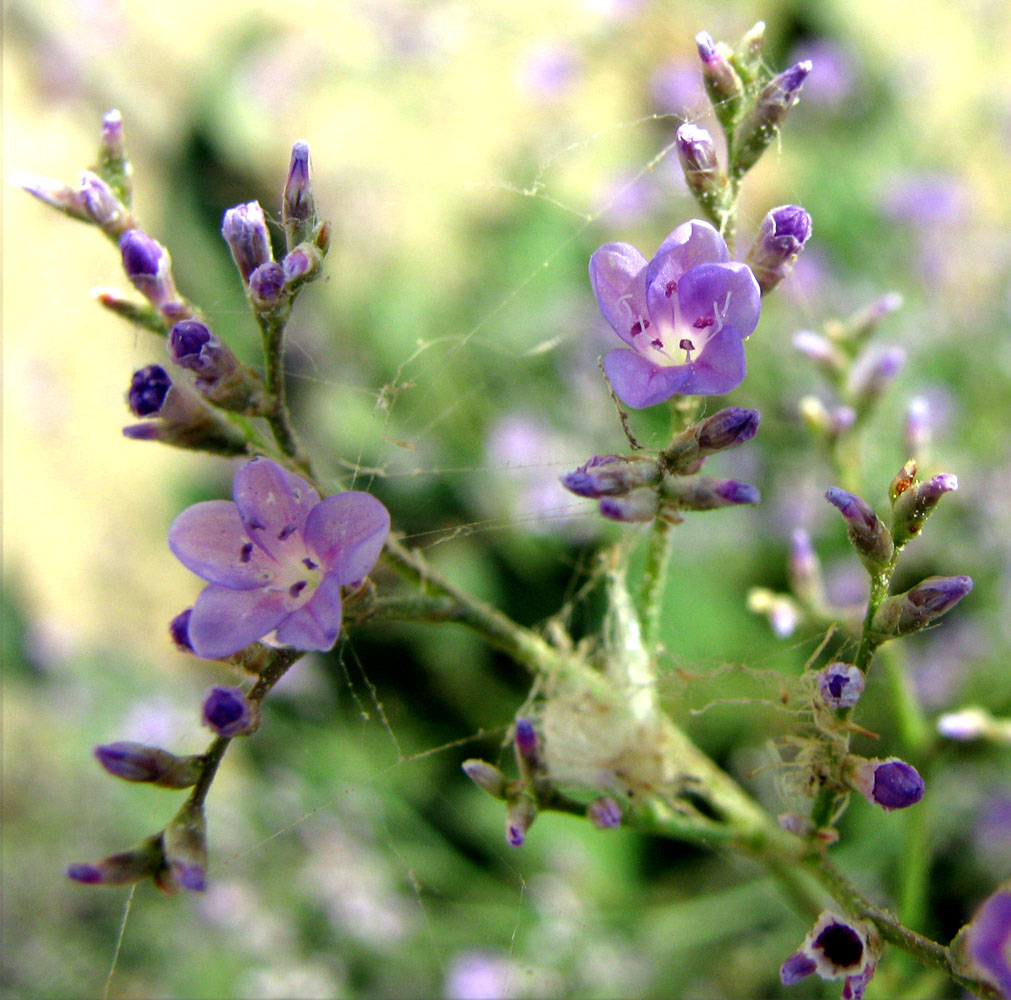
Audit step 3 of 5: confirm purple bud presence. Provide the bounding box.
[825,487,894,570]
[872,575,973,637]
[163,805,208,893]
[168,319,240,382]
[248,261,286,307]
[587,797,622,830]
[599,490,660,522]
[283,140,316,249]
[695,32,744,129]
[848,346,906,408]
[78,171,123,230]
[675,122,718,173]
[513,718,544,777]
[100,109,125,158]
[94,741,201,788]
[850,757,925,811]
[892,473,959,546]
[120,229,179,309]
[505,795,537,847]
[462,759,508,799]
[127,364,172,417]
[793,330,846,371]
[661,476,760,511]
[221,201,272,285]
[817,662,865,709]
[169,609,194,651]
[66,836,164,887]
[695,407,761,453]
[201,685,256,737]
[746,205,813,294]
[560,454,658,498]
[732,61,812,177]
[780,952,817,985]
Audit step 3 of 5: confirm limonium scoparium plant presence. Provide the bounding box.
[590,219,761,407]
[169,457,390,658]
[17,21,1009,1000]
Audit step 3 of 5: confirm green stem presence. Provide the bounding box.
[256,310,312,475]
[639,517,674,652]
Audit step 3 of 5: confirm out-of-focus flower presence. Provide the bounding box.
[587,797,622,829]
[94,741,202,787]
[788,39,857,110]
[958,885,1011,999]
[169,457,389,658]
[589,220,761,407]
[516,42,581,102]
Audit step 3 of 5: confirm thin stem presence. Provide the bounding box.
[256,310,312,475]
[639,516,674,651]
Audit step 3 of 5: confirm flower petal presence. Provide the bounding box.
[275,571,343,651]
[304,492,391,584]
[679,325,747,395]
[169,500,276,589]
[187,585,288,659]
[232,457,321,560]
[602,348,690,409]
[646,219,729,287]
[588,242,650,345]
[675,262,761,339]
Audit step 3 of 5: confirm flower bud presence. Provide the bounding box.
[847,346,905,412]
[891,473,958,547]
[201,685,257,738]
[660,408,761,473]
[674,123,729,217]
[732,60,811,178]
[661,476,760,511]
[599,489,660,523]
[734,21,766,82]
[745,205,812,294]
[97,108,132,205]
[123,365,248,455]
[871,575,972,638]
[825,487,894,572]
[587,797,622,830]
[119,230,190,320]
[248,260,287,311]
[168,320,267,414]
[283,140,316,250]
[560,454,659,498]
[221,201,272,285]
[282,243,324,288]
[695,31,745,130]
[513,718,544,779]
[162,804,208,892]
[67,835,164,887]
[955,886,1011,999]
[837,292,903,345]
[793,331,847,374]
[169,609,194,652]
[505,793,537,847]
[816,662,865,710]
[462,759,508,799]
[847,756,924,811]
[93,287,166,334]
[94,742,203,788]
[13,169,131,237]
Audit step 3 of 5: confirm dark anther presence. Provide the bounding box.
[278,524,296,541]
[630,318,650,337]
[651,338,664,349]
[239,543,254,563]
[693,316,715,329]
[289,581,308,598]
[679,338,695,352]
[665,280,677,297]
[303,557,318,570]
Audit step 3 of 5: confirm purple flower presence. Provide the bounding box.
[119,229,180,311]
[745,205,813,294]
[249,261,286,307]
[589,219,761,407]
[963,887,1011,998]
[128,364,172,416]
[781,911,876,995]
[169,457,390,659]
[94,741,202,787]
[817,662,865,709]
[202,685,256,737]
[849,757,925,811]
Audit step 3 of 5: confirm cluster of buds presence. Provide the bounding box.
[793,292,906,444]
[560,407,762,523]
[462,719,619,847]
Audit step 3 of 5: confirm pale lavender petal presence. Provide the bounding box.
[304,492,391,584]
[675,263,761,338]
[168,500,276,589]
[602,348,690,408]
[233,457,321,559]
[647,219,729,285]
[588,242,650,344]
[274,571,343,651]
[187,585,288,659]
[678,325,746,395]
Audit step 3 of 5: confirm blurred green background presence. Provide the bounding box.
[4,0,1011,997]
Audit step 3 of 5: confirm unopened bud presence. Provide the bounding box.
[513,718,544,778]
[871,575,972,638]
[119,230,188,319]
[248,261,288,312]
[825,487,893,572]
[732,60,811,178]
[168,320,268,414]
[96,109,132,205]
[587,797,622,829]
[561,454,660,498]
[661,408,761,473]
[201,685,257,738]
[661,476,760,511]
[674,123,729,219]
[462,759,508,799]
[221,201,272,285]
[94,742,203,788]
[599,489,660,523]
[816,663,865,710]
[847,756,924,811]
[67,834,163,887]
[505,793,537,847]
[93,287,166,334]
[283,140,316,250]
[696,31,745,131]
[891,473,958,547]
[745,205,812,295]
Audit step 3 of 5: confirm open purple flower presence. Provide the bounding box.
[169,457,390,659]
[589,220,761,408]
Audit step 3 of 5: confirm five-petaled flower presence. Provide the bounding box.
[589,219,761,408]
[169,457,390,658]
